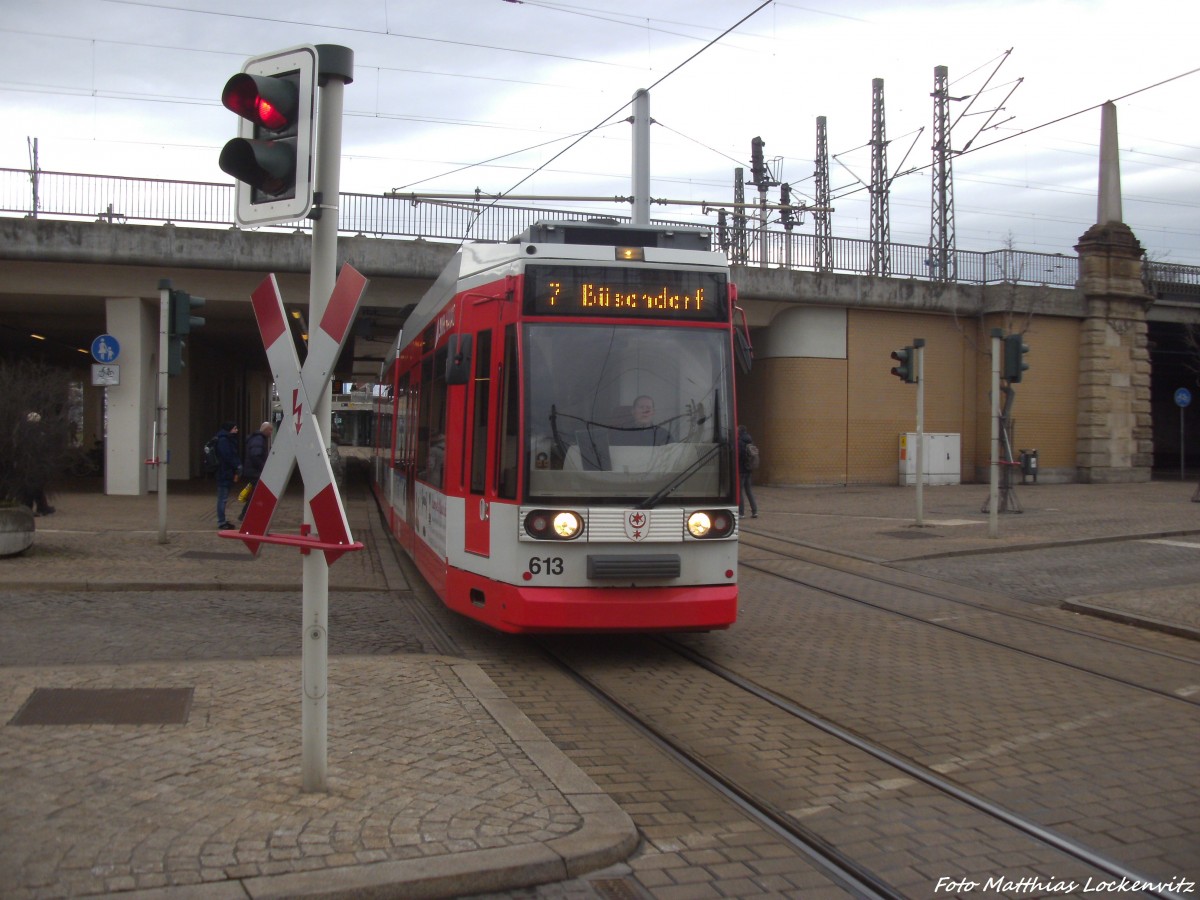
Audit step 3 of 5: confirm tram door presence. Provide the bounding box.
[463,327,494,557]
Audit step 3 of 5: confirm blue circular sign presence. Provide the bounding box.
[1175,387,1192,409]
[91,334,120,363]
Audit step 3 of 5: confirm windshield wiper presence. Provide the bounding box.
[635,442,723,511]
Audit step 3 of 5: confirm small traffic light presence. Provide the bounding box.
[171,290,206,336]
[890,346,916,383]
[780,182,794,228]
[750,136,766,186]
[219,45,317,226]
[167,290,205,376]
[1004,333,1030,383]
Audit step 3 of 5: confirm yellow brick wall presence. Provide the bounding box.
[847,311,979,483]
[747,357,848,484]
[974,316,1079,476]
[735,310,1082,485]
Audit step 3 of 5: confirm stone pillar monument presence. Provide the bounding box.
[1074,102,1153,482]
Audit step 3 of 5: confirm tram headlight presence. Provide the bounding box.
[687,509,735,539]
[553,511,581,538]
[524,509,584,541]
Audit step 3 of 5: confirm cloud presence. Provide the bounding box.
[1,0,1196,263]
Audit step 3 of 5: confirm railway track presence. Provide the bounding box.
[386,505,1199,898]
[536,632,1195,900]
[738,529,1200,706]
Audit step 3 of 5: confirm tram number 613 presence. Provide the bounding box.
[528,556,565,576]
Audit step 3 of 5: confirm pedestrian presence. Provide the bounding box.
[737,424,759,519]
[237,421,273,523]
[214,421,241,530]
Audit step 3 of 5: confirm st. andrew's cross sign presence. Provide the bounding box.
[222,265,368,564]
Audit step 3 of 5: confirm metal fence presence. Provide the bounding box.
[4,167,1198,294]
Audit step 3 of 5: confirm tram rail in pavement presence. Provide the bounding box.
[736,479,1200,640]
[1,475,1196,898]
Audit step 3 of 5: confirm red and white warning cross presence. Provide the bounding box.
[234,265,368,564]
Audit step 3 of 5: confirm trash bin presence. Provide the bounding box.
[1019,449,1038,484]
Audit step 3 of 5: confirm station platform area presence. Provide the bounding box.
[2,474,1198,898]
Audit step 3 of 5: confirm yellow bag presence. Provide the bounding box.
[238,484,252,503]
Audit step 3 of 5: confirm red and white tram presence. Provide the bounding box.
[371,220,750,633]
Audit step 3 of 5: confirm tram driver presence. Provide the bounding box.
[610,395,671,447]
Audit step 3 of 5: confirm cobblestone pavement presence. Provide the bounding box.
[2,475,1198,899]
[0,477,636,900]
[744,480,1200,639]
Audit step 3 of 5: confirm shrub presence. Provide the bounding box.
[0,360,82,507]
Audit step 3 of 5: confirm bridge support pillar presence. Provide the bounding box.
[1074,222,1153,483]
[103,296,156,495]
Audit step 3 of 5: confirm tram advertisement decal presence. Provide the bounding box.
[415,482,447,557]
[524,266,727,322]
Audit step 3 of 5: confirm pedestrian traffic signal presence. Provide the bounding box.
[890,346,916,383]
[1004,333,1030,383]
[219,45,317,226]
[167,290,205,376]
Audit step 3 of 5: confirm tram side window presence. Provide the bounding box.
[497,325,519,500]
[392,376,408,466]
[416,349,448,487]
[469,330,492,495]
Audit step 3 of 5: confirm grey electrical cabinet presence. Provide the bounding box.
[899,433,961,486]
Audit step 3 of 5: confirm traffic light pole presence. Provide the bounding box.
[156,281,171,545]
[914,338,925,527]
[302,44,353,795]
[989,329,1001,537]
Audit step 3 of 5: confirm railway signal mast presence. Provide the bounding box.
[748,136,780,266]
[218,44,358,794]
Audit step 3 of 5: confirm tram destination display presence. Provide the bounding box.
[524,266,727,321]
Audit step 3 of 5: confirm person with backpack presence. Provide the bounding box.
[737,424,759,519]
[214,421,242,530]
[237,421,273,524]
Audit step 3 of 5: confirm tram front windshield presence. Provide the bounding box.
[525,323,735,504]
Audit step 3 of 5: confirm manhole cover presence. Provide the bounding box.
[10,687,194,726]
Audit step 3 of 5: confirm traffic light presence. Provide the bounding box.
[890,346,916,383]
[219,45,317,226]
[750,136,766,186]
[779,182,794,228]
[1004,333,1030,383]
[167,290,205,377]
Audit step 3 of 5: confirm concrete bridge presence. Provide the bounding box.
[2,213,1198,496]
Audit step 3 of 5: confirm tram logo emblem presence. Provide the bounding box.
[624,510,648,541]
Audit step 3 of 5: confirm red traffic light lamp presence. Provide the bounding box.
[222,74,297,131]
[219,46,317,226]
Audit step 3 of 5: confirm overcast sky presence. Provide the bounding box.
[2,0,1197,265]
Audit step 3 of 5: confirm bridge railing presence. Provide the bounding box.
[3,167,1198,294]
